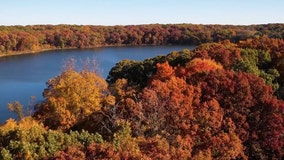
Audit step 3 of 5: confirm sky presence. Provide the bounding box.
[0,0,283,26]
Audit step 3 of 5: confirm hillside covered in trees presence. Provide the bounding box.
[0,23,284,56]
[0,36,283,159]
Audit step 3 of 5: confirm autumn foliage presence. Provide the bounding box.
[1,37,284,159]
[1,23,284,56]
[34,59,115,130]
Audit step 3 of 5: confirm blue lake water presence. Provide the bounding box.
[0,45,195,123]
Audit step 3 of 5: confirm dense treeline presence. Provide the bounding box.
[1,37,284,159]
[108,37,284,98]
[0,23,284,56]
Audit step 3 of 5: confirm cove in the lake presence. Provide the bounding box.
[0,45,195,123]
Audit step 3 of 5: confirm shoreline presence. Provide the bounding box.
[0,44,163,58]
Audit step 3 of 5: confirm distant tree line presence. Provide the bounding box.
[0,23,284,55]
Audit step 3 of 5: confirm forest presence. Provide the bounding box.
[0,23,284,56]
[0,24,284,159]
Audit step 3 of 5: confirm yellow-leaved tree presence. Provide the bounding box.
[34,59,115,130]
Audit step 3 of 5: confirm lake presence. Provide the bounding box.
[0,45,195,123]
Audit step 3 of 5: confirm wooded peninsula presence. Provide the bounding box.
[0,24,284,159]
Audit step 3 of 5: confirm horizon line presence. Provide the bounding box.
[0,22,283,27]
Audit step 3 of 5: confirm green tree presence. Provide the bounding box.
[233,48,280,90]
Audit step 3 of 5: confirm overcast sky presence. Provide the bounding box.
[0,0,283,26]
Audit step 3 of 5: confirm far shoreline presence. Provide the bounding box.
[0,43,187,58]
[1,23,283,59]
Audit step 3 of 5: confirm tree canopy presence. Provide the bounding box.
[34,59,115,130]
[0,36,284,159]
